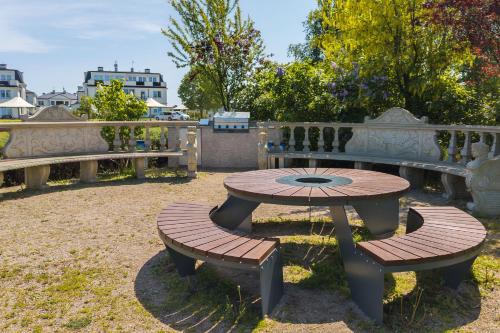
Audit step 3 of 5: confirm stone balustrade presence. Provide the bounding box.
[0,106,198,189]
[258,108,500,217]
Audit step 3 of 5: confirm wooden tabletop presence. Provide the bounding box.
[224,168,410,206]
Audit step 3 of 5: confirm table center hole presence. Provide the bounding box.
[295,177,332,184]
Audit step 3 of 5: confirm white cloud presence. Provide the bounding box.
[0,27,52,54]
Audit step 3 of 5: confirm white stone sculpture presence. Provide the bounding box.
[466,142,500,216]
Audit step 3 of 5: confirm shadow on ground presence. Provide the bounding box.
[135,219,482,332]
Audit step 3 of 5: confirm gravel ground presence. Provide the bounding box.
[0,170,498,332]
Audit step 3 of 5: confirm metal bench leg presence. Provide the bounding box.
[259,249,284,316]
[210,195,260,232]
[167,247,196,277]
[350,251,385,324]
[352,197,400,238]
[330,206,384,323]
[442,256,476,289]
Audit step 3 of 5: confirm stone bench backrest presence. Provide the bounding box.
[3,106,109,159]
[344,108,442,162]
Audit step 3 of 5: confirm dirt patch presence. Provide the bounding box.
[0,170,498,332]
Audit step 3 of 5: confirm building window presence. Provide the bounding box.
[0,90,12,99]
[153,91,162,98]
[64,101,69,106]
[51,101,55,105]
[0,75,12,81]
[39,101,44,106]
[140,91,146,100]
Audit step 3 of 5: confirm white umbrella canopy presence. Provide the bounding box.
[0,96,36,108]
[145,98,167,108]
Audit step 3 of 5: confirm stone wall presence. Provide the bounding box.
[200,126,279,169]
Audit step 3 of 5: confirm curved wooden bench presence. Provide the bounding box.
[157,202,284,316]
[0,151,184,189]
[347,206,486,323]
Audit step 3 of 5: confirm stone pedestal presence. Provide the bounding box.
[278,157,285,168]
[134,158,146,179]
[25,165,50,190]
[441,173,469,200]
[399,166,424,189]
[79,160,98,183]
[354,161,373,170]
[257,128,268,170]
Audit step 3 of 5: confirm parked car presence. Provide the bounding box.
[155,111,190,121]
[1,115,13,119]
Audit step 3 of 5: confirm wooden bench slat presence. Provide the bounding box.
[410,230,480,248]
[193,234,244,255]
[379,239,438,258]
[223,239,264,259]
[402,234,465,253]
[388,237,450,256]
[368,241,421,260]
[241,240,278,263]
[166,226,221,238]
[416,226,486,242]
[174,230,229,245]
[207,238,255,259]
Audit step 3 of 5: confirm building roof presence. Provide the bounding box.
[0,66,24,84]
[38,91,77,100]
[84,68,165,84]
[145,98,168,108]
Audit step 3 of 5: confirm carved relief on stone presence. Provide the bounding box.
[3,106,109,158]
[345,108,441,161]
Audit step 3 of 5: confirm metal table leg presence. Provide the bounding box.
[210,195,260,232]
[351,197,400,238]
[330,206,384,323]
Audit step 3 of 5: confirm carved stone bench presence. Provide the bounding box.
[261,108,500,217]
[0,106,198,190]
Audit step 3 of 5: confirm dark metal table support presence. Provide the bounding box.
[210,195,260,232]
[330,206,384,323]
[352,197,400,238]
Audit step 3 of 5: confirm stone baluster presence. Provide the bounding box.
[479,132,487,143]
[144,126,151,152]
[460,131,472,164]
[447,130,458,162]
[168,126,180,167]
[128,126,136,152]
[288,126,296,152]
[159,126,166,152]
[490,133,500,158]
[186,126,198,178]
[303,126,310,152]
[332,127,340,153]
[258,126,269,169]
[317,126,325,153]
[113,126,121,152]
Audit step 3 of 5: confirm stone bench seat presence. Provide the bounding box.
[157,202,284,316]
[349,206,486,323]
[268,151,467,177]
[0,151,185,189]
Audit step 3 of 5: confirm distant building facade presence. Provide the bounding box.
[38,90,77,107]
[0,64,28,118]
[81,63,168,116]
[26,90,37,106]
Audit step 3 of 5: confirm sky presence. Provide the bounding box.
[0,0,317,106]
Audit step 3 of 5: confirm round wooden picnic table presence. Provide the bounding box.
[210,168,410,237]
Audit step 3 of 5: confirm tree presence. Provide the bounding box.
[425,0,499,78]
[318,0,474,116]
[93,80,147,121]
[93,80,147,148]
[178,67,221,116]
[75,95,94,119]
[163,0,266,111]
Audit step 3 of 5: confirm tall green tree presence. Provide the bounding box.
[318,0,475,116]
[163,0,265,111]
[178,67,221,116]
